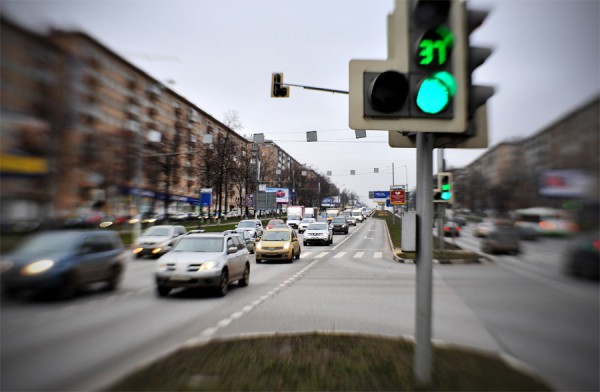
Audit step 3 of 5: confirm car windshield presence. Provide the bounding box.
[307,223,328,231]
[12,231,81,255]
[143,227,171,236]
[173,237,223,252]
[262,231,291,241]
[237,221,256,228]
[301,219,314,223]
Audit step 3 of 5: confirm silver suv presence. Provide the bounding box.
[155,232,250,297]
[132,225,187,258]
[235,219,264,238]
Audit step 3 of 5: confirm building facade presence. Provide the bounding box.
[455,97,599,214]
[0,17,336,227]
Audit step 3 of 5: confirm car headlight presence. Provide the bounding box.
[256,242,262,250]
[157,262,169,272]
[199,261,217,270]
[283,242,291,250]
[21,259,55,275]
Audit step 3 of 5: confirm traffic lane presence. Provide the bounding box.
[450,225,598,295]
[212,222,502,353]
[436,264,600,392]
[1,250,318,391]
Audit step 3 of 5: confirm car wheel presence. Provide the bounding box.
[156,286,171,297]
[55,271,80,299]
[105,264,123,291]
[217,269,229,297]
[255,258,262,264]
[303,241,307,246]
[238,264,250,287]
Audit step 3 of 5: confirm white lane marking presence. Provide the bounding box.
[334,252,346,259]
[354,252,364,258]
[374,252,382,258]
[188,257,322,346]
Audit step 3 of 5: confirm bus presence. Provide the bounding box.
[512,207,578,236]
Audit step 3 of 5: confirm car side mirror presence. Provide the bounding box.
[227,246,238,254]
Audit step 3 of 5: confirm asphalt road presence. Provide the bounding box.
[1,218,598,391]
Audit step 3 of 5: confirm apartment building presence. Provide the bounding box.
[456,96,599,213]
[0,17,246,221]
[0,17,333,226]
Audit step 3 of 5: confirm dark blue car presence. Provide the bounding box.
[1,230,127,299]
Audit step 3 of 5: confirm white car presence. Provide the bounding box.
[236,219,264,238]
[303,222,333,246]
[155,232,250,297]
[298,218,316,233]
[132,225,187,258]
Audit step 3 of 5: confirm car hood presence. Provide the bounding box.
[136,235,171,244]
[259,240,289,247]
[158,251,222,264]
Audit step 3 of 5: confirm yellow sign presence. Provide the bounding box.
[0,154,48,174]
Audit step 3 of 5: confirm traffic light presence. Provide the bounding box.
[410,0,457,118]
[271,73,289,98]
[349,0,468,134]
[433,172,453,203]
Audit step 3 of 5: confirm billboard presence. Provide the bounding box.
[265,187,289,204]
[539,170,592,198]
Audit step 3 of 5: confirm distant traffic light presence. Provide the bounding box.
[433,172,453,203]
[271,73,289,98]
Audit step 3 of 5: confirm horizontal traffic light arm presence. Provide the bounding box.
[283,82,348,95]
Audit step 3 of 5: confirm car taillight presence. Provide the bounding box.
[593,240,600,251]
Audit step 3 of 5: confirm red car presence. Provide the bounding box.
[266,219,286,229]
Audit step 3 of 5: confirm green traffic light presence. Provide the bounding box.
[416,71,456,114]
[441,191,451,201]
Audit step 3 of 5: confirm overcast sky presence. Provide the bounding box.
[2,0,599,206]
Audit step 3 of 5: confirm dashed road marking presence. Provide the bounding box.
[354,252,364,258]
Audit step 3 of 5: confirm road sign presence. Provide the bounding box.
[390,189,406,205]
[373,191,390,199]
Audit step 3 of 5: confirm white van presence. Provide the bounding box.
[352,209,364,222]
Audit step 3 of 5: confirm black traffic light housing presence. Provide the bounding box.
[271,73,289,98]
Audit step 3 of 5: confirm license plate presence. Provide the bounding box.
[170,275,191,281]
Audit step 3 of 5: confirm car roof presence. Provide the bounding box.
[185,232,238,238]
[265,227,293,232]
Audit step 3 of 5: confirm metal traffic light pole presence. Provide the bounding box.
[415,132,435,383]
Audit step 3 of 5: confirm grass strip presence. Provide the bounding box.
[106,333,550,391]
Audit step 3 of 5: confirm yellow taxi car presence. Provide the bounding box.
[255,227,301,264]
